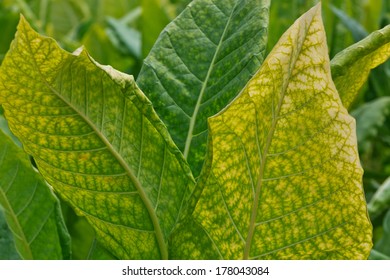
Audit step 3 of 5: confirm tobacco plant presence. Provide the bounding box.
[1,0,390,260]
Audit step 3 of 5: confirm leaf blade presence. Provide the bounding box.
[0,129,70,259]
[351,96,390,151]
[137,0,270,176]
[172,4,372,260]
[0,17,195,259]
[0,207,21,260]
[367,177,390,219]
[330,24,390,109]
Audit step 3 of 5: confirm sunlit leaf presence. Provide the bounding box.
[0,17,195,260]
[171,4,372,260]
[331,24,390,109]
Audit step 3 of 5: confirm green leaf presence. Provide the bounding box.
[371,209,390,258]
[81,23,136,74]
[0,17,195,259]
[171,4,372,259]
[0,207,21,260]
[330,24,390,109]
[369,249,390,260]
[330,5,368,42]
[0,108,20,146]
[86,238,117,260]
[106,16,141,59]
[137,0,270,177]
[368,177,390,218]
[0,129,70,259]
[351,97,390,152]
[61,203,116,260]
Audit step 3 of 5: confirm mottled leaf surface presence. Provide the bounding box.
[0,130,70,259]
[331,24,390,109]
[0,17,195,259]
[137,0,270,176]
[171,4,372,260]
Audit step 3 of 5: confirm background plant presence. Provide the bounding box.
[0,0,389,260]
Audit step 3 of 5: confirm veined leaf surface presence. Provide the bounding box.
[137,0,270,176]
[331,24,390,109]
[171,4,372,259]
[0,205,21,259]
[0,130,70,259]
[0,17,195,259]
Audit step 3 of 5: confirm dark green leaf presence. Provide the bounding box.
[352,97,390,151]
[137,0,270,177]
[0,130,71,259]
[372,209,390,257]
[0,207,21,260]
[368,177,390,218]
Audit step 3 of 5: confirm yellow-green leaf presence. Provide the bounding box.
[331,24,390,109]
[171,4,372,260]
[0,17,195,259]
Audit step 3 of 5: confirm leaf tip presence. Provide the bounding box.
[17,14,32,31]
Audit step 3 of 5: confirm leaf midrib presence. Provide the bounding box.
[23,30,168,259]
[183,2,238,159]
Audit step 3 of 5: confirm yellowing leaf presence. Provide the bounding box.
[331,24,390,109]
[171,4,372,260]
[0,17,195,259]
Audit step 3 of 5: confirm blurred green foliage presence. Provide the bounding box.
[0,0,389,259]
[0,0,189,75]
